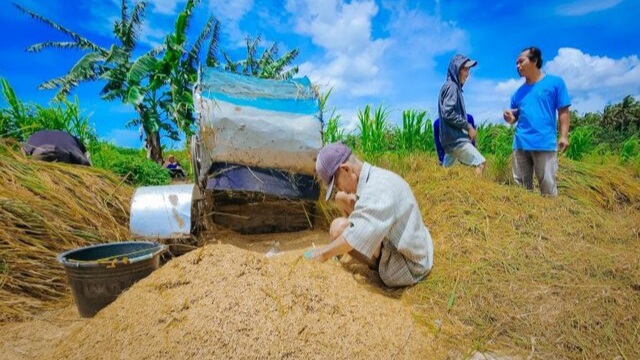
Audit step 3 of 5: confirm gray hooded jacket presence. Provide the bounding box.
[438,54,472,151]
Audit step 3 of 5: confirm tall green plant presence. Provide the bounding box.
[323,115,344,144]
[89,142,170,185]
[319,88,344,144]
[0,78,27,139]
[619,135,639,164]
[476,123,514,183]
[1,78,96,143]
[357,105,389,154]
[566,126,595,161]
[395,109,433,152]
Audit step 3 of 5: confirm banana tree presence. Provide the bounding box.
[15,1,172,162]
[17,0,220,163]
[157,0,220,137]
[223,35,300,80]
[117,0,220,154]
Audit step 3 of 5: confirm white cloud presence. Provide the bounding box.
[555,0,624,16]
[494,78,523,95]
[385,3,469,68]
[208,0,254,45]
[139,22,167,48]
[461,78,521,124]
[286,0,391,98]
[210,0,253,21]
[544,47,640,111]
[460,47,640,123]
[147,0,185,15]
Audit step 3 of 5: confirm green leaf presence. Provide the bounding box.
[127,54,158,84]
[126,86,145,105]
[14,3,106,54]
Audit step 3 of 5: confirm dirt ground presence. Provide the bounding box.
[0,230,436,360]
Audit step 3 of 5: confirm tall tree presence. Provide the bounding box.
[15,0,220,163]
[157,0,220,137]
[14,1,171,162]
[602,95,640,134]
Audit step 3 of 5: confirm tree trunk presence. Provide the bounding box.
[136,105,163,164]
[145,129,163,165]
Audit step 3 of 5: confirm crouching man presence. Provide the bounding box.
[308,142,434,287]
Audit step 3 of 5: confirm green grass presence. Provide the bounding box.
[394,109,434,153]
[89,142,171,186]
[357,104,390,154]
[566,126,595,160]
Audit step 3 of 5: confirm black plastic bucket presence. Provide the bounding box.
[58,241,166,318]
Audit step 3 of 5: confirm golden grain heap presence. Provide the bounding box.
[46,244,431,359]
[0,142,132,321]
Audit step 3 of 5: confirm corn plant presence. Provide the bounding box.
[1,78,96,143]
[422,119,435,152]
[319,87,344,144]
[476,123,514,183]
[566,126,595,160]
[357,105,389,154]
[395,109,434,152]
[323,115,344,144]
[619,135,639,163]
[0,78,29,139]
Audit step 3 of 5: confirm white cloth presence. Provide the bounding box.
[341,163,434,287]
[443,142,486,167]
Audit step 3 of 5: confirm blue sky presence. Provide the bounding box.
[1,0,639,148]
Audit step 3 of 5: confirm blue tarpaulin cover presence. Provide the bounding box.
[196,69,322,200]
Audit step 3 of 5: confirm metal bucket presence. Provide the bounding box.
[129,184,202,239]
[58,241,166,318]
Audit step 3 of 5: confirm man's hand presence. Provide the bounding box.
[335,191,356,216]
[503,109,517,125]
[558,136,569,153]
[467,125,477,142]
[304,249,326,262]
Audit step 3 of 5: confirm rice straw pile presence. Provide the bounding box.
[0,142,132,322]
[1,144,639,359]
[371,153,640,359]
[47,244,431,359]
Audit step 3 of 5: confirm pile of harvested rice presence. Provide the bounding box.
[2,147,639,359]
[0,142,132,321]
[45,244,431,359]
[378,153,640,359]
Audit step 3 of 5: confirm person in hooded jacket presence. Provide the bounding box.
[438,54,486,175]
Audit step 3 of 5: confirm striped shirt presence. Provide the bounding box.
[341,163,434,287]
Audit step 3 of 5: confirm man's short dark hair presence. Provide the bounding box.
[521,46,543,69]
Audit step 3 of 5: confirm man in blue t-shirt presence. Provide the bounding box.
[503,46,571,196]
[434,114,476,165]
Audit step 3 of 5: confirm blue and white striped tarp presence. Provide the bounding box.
[195,68,323,176]
[198,68,319,116]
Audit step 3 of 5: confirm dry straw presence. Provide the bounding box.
[371,152,640,359]
[2,142,639,359]
[0,141,132,322]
